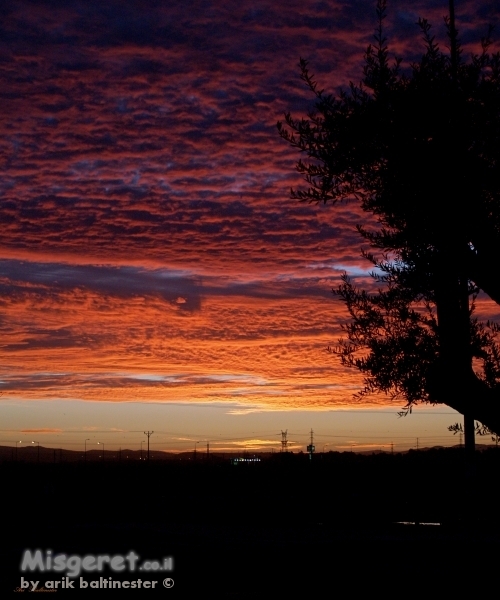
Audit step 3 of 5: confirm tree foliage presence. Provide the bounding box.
[278,0,500,432]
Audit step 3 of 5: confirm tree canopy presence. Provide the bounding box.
[278,0,500,434]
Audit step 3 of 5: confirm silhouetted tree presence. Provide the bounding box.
[278,0,500,434]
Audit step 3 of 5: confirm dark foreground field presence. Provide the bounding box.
[2,449,500,596]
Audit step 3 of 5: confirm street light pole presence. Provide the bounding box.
[32,441,39,463]
[97,442,104,462]
[194,440,201,460]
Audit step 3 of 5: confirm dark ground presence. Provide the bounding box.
[2,449,499,596]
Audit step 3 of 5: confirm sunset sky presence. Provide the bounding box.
[1,0,498,453]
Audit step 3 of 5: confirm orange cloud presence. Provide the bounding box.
[20,428,63,434]
[0,0,496,418]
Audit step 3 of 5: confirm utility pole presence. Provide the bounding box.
[144,431,153,461]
